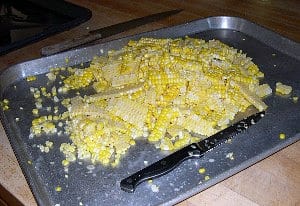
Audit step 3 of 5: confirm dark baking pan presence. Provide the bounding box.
[0,16,299,206]
[0,0,91,55]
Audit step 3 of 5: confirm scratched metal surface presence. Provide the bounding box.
[0,16,299,206]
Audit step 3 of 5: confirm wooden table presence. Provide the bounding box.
[0,0,299,205]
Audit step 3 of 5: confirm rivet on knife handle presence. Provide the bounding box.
[120,111,265,193]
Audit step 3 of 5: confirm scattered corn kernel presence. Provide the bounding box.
[279,133,286,140]
[0,99,10,111]
[292,96,298,103]
[26,75,37,82]
[226,152,234,160]
[55,186,62,192]
[46,72,56,81]
[150,184,159,193]
[204,175,210,181]
[198,168,206,174]
[62,159,70,167]
[45,141,53,148]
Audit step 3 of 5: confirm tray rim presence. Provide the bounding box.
[0,15,300,206]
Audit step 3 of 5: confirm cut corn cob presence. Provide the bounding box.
[87,82,144,102]
[107,97,148,130]
[230,80,268,111]
[255,83,272,98]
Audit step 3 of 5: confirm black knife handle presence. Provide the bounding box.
[120,143,203,193]
[120,111,265,193]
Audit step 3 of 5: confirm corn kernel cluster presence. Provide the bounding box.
[0,99,9,111]
[37,141,53,153]
[26,75,37,82]
[275,82,292,95]
[54,37,270,166]
[25,37,272,167]
[30,115,58,136]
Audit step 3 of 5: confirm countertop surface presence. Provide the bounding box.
[0,0,299,205]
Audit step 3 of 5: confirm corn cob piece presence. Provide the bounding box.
[101,62,120,81]
[255,83,272,98]
[68,97,110,118]
[87,82,144,102]
[148,107,179,142]
[107,97,148,130]
[178,113,217,136]
[230,80,268,112]
[111,73,138,87]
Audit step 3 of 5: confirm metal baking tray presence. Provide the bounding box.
[1,16,299,206]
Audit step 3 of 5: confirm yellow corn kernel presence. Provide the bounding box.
[198,168,206,174]
[1,99,10,111]
[279,133,286,140]
[32,109,39,115]
[292,96,298,103]
[55,186,62,192]
[129,140,136,145]
[26,75,37,82]
[159,138,174,151]
[64,68,94,90]
[45,141,53,148]
[62,159,70,167]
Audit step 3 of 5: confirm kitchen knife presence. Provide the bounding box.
[120,111,265,193]
[41,9,182,56]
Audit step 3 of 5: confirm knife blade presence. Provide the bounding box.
[41,9,182,56]
[120,111,265,193]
